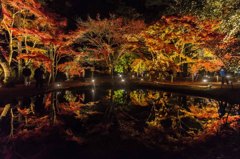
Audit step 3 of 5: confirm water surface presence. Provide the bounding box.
[0,87,239,159]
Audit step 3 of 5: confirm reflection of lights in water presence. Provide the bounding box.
[140,78,144,81]
[208,84,212,88]
[121,79,125,82]
[202,79,208,83]
[92,79,95,83]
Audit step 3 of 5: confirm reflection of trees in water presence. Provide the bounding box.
[0,89,239,155]
[114,89,240,151]
[130,90,148,106]
[0,91,94,141]
[0,90,101,158]
[112,89,127,105]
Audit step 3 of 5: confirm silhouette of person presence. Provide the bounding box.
[34,65,44,88]
[22,66,31,86]
[219,66,229,87]
[34,94,45,115]
[218,101,227,118]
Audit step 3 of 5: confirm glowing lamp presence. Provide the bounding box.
[202,79,208,83]
[55,83,62,87]
[226,75,231,78]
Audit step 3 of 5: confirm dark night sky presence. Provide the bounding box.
[45,0,146,19]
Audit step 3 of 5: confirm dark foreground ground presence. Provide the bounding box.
[1,116,239,159]
[4,134,240,159]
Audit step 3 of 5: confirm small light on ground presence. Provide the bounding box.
[202,79,208,83]
[121,79,125,82]
[140,78,144,81]
[55,83,62,87]
[92,79,95,82]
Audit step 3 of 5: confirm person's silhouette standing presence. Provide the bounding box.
[219,66,229,88]
[34,94,45,116]
[218,101,227,118]
[34,65,44,88]
[22,66,31,86]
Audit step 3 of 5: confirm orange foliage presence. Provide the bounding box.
[57,62,84,77]
[190,59,223,74]
[142,15,227,74]
[17,107,30,116]
[77,17,145,68]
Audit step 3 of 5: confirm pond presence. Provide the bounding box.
[0,87,239,159]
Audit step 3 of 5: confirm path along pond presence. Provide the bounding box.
[0,86,239,159]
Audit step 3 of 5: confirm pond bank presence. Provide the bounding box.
[0,78,240,104]
[130,80,240,104]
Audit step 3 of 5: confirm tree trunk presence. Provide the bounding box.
[47,62,56,85]
[18,59,22,80]
[48,47,56,84]
[17,40,23,80]
[0,58,12,84]
[111,66,114,79]
[50,92,57,125]
[51,62,55,83]
[8,31,13,65]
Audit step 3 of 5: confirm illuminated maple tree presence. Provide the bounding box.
[0,0,65,83]
[0,0,87,84]
[140,15,227,78]
[201,0,240,40]
[76,16,145,77]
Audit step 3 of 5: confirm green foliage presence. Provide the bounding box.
[131,58,147,75]
[64,90,77,102]
[114,53,136,74]
[113,89,126,105]
[201,0,240,37]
